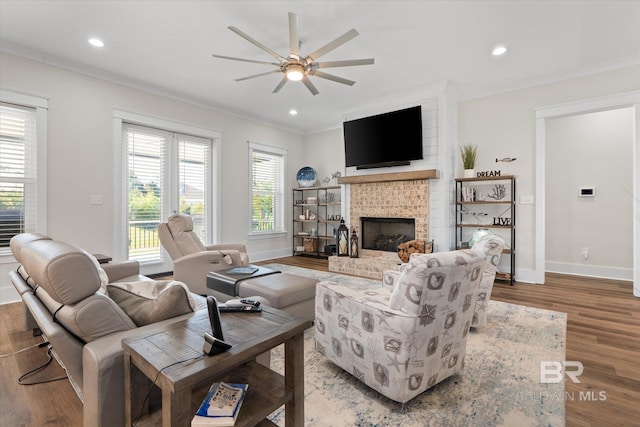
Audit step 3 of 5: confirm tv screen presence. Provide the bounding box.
[343,106,423,169]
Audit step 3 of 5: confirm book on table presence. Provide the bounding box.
[227,266,259,275]
[191,382,248,426]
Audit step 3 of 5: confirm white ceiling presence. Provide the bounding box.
[1,1,639,134]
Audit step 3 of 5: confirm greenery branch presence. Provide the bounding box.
[460,144,478,169]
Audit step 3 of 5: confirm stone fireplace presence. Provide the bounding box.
[329,170,437,279]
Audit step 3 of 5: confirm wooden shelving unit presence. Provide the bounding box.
[292,186,341,258]
[455,175,516,285]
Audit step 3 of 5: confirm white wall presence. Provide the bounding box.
[304,66,640,283]
[458,65,640,283]
[303,128,344,188]
[0,52,305,303]
[545,108,634,278]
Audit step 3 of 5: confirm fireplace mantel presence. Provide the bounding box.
[337,169,439,185]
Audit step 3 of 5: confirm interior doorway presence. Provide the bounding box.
[535,91,640,297]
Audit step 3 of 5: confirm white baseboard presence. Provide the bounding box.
[513,268,539,284]
[545,261,633,281]
[0,285,20,305]
[249,247,295,263]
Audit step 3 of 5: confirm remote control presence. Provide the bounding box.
[219,305,262,313]
[240,298,261,307]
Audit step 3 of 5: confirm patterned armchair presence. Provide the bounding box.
[315,249,485,403]
[469,235,505,328]
[382,234,504,329]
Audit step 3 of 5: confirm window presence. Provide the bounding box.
[0,91,47,258]
[249,141,286,236]
[120,118,215,266]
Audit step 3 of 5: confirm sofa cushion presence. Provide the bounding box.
[10,233,51,264]
[36,286,136,342]
[107,280,196,326]
[20,240,102,304]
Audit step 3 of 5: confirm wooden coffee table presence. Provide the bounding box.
[122,307,311,427]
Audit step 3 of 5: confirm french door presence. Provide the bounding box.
[123,122,213,271]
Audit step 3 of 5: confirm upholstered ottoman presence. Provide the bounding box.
[238,273,317,321]
[207,270,318,322]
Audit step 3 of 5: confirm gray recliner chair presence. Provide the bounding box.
[158,214,250,295]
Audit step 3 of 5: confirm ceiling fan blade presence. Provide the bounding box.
[314,58,375,68]
[309,70,355,86]
[302,77,319,96]
[212,54,280,66]
[305,28,359,61]
[228,26,286,61]
[272,77,288,93]
[235,69,281,82]
[288,12,299,56]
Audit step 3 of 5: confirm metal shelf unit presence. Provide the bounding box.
[455,175,516,285]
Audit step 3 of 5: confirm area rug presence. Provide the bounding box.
[263,263,567,427]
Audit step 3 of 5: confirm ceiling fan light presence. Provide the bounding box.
[286,63,305,81]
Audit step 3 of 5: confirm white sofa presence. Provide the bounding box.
[9,233,209,426]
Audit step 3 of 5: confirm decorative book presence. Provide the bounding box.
[227,267,259,275]
[191,382,248,426]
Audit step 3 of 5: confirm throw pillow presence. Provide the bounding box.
[107,280,196,326]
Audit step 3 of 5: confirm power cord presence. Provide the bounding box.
[16,343,68,385]
[133,354,204,426]
[0,341,47,358]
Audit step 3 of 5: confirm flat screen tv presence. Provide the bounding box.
[343,105,422,169]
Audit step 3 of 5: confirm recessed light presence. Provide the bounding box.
[88,38,104,48]
[492,45,507,56]
[289,109,298,116]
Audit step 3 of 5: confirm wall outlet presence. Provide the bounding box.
[91,195,103,205]
[519,195,534,205]
[581,247,589,260]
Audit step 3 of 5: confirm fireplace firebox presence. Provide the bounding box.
[360,217,416,252]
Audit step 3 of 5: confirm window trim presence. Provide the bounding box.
[0,89,47,263]
[113,109,221,270]
[248,141,287,239]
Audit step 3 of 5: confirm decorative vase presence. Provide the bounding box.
[296,166,317,187]
[463,169,476,178]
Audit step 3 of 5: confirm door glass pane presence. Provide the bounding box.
[126,126,166,262]
[178,136,209,243]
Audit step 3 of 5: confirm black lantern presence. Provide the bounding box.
[350,228,359,258]
[337,218,349,256]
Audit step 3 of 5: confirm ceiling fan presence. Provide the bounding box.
[212,12,374,95]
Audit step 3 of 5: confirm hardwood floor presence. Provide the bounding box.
[1,257,638,426]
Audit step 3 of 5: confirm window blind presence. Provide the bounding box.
[250,143,286,233]
[125,123,168,262]
[0,102,37,248]
[178,134,211,243]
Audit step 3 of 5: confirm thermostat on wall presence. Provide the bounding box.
[579,187,595,197]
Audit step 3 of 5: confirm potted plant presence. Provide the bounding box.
[460,144,478,178]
